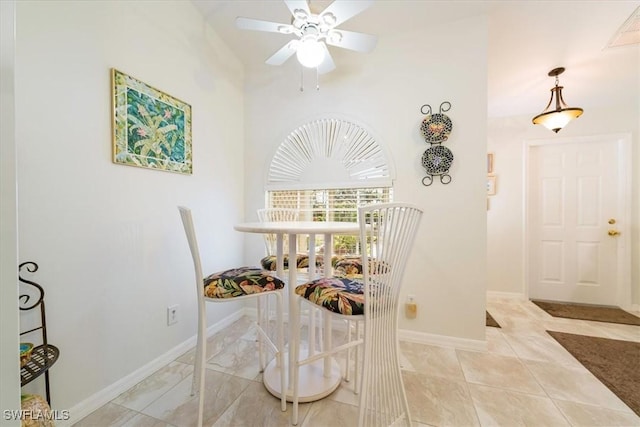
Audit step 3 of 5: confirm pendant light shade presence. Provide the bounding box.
[532,67,583,133]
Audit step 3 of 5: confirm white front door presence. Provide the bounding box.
[527,134,631,306]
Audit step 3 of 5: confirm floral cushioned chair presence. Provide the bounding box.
[257,208,344,274]
[178,206,286,427]
[290,203,423,426]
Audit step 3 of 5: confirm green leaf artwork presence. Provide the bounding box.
[111,69,192,174]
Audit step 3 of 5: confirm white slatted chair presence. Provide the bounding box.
[292,203,423,426]
[257,208,303,272]
[178,206,286,427]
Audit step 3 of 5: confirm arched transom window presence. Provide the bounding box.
[265,118,394,254]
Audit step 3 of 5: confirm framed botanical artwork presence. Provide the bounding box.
[487,175,497,196]
[111,69,192,174]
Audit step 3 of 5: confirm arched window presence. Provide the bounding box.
[265,118,394,255]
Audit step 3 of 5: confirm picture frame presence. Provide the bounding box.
[487,175,497,196]
[487,153,494,174]
[111,69,192,174]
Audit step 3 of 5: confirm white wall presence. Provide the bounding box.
[1,0,21,423]
[487,105,640,305]
[242,16,489,343]
[15,0,245,414]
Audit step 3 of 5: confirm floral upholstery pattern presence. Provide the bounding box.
[295,277,364,316]
[260,254,341,271]
[334,256,364,277]
[334,256,390,278]
[204,266,284,299]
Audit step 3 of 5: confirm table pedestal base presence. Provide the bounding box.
[262,353,341,403]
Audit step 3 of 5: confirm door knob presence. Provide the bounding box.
[608,229,621,236]
[608,218,616,224]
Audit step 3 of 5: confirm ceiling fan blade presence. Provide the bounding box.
[320,0,373,27]
[266,40,299,66]
[317,43,336,74]
[235,17,293,34]
[326,29,377,53]
[284,0,311,19]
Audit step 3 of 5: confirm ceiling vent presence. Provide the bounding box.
[606,6,640,48]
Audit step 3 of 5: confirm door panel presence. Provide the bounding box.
[529,138,622,305]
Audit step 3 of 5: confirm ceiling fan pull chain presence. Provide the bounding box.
[316,67,320,91]
[300,67,304,92]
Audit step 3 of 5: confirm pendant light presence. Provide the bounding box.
[532,67,583,133]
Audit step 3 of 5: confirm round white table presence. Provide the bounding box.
[234,221,360,402]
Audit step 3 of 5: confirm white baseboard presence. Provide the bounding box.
[247,307,487,351]
[61,310,246,427]
[398,329,487,352]
[487,291,526,300]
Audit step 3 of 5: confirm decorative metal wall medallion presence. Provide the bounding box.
[420,102,454,186]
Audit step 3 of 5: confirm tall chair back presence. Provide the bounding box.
[178,206,286,426]
[358,203,423,427]
[257,208,300,255]
[179,206,205,296]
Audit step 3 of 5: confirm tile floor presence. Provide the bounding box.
[74,297,640,426]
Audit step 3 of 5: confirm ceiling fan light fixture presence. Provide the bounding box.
[532,67,583,133]
[296,38,325,68]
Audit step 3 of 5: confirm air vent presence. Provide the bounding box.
[606,6,640,48]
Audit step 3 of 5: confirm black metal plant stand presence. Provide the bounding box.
[19,262,59,405]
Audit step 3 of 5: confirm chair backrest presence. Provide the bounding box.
[178,206,205,298]
[358,202,423,427]
[257,208,300,255]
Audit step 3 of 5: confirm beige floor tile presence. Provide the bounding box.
[113,361,194,411]
[501,331,585,367]
[175,317,258,366]
[399,341,466,381]
[585,321,640,342]
[468,383,570,427]
[141,369,252,426]
[212,381,307,427]
[79,303,639,427]
[326,377,360,406]
[72,402,138,426]
[299,399,359,427]
[204,334,268,381]
[524,359,634,413]
[402,371,480,426]
[456,350,545,396]
[554,399,640,426]
[484,328,518,358]
[120,413,174,427]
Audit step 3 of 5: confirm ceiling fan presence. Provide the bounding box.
[235,0,378,74]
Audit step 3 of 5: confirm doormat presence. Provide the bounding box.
[531,300,640,326]
[486,311,501,328]
[548,331,640,416]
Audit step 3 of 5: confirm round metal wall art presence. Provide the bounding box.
[420,113,453,143]
[419,102,454,186]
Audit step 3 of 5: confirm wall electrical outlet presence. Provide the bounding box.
[405,295,417,319]
[167,304,179,325]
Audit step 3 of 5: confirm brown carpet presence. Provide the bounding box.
[548,331,640,416]
[532,300,640,326]
[486,311,500,328]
